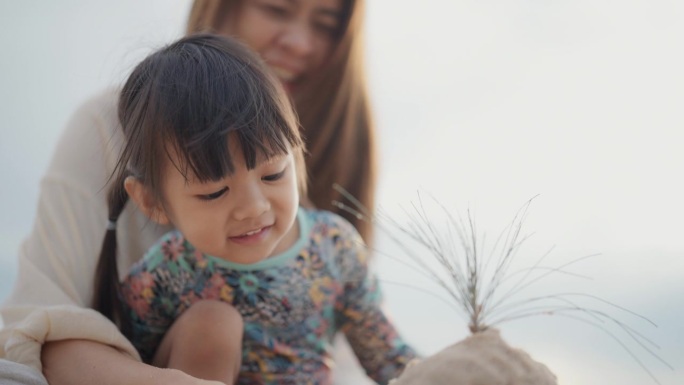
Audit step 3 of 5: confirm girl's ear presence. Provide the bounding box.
[123,176,170,225]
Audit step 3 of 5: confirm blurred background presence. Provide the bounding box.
[0,1,682,384]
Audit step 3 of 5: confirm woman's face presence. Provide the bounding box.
[220,0,344,93]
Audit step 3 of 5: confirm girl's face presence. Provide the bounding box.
[220,0,344,93]
[153,140,300,265]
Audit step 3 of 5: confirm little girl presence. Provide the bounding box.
[93,34,416,385]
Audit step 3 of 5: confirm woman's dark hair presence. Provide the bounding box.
[92,33,305,332]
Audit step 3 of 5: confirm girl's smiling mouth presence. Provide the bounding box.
[229,225,272,244]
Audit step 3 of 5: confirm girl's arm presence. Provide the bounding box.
[338,273,417,385]
[42,340,224,385]
[332,216,418,385]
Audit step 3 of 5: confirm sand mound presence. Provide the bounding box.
[390,328,557,385]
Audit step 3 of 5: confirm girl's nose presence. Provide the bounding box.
[279,23,315,58]
[231,185,270,221]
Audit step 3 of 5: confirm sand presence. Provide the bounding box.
[390,328,557,385]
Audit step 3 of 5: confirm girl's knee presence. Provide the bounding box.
[178,300,244,337]
[185,300,242,323]
[153,300,243,368]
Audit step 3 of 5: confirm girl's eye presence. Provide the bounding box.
[198,187,228,201]
[263,169,286,182]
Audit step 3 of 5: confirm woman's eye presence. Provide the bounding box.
[313,20,339,37]
[263,169,285,182]
[262,4,289,18]
[199,187,228,201]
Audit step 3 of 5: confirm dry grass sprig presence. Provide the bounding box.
[331,184,672,384]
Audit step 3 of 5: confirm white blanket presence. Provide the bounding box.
[0,359,48,385]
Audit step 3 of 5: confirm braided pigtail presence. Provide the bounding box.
[92,170,130,334]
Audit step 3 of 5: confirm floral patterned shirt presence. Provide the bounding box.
[120,208,416,385]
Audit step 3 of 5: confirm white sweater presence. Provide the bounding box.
[0,88,173,370]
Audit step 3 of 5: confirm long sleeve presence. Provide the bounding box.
[333,218,417,385]
[0,89,171,370]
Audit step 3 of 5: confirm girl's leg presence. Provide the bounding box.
[153,300,243,384]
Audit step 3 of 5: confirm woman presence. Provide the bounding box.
[0,1,376,384]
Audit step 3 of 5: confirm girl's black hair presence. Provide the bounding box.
[92,34,304,333]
